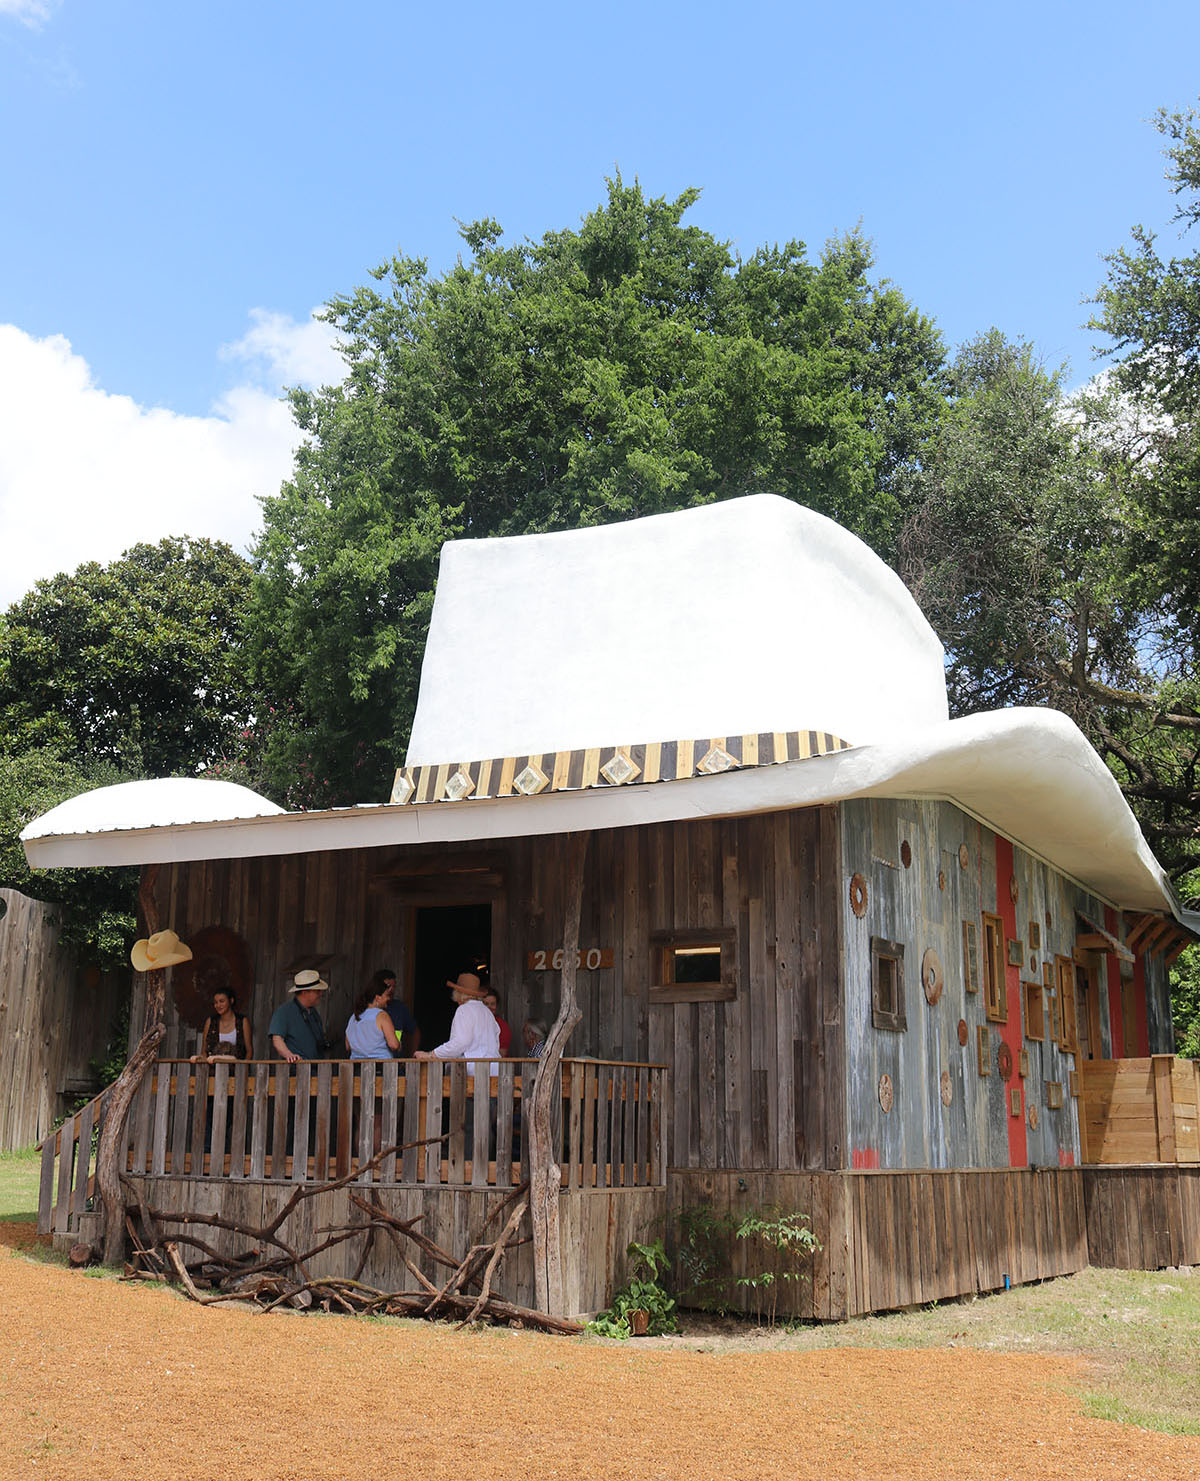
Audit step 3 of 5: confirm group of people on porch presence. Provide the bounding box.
[191,967,548,1066]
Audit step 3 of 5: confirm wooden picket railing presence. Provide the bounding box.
[38,1058,667,1237]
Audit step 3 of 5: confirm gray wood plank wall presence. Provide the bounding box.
[140,807,843,1173]
[839,797,1174,1171]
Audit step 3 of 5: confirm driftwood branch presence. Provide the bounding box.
[118,1164,576,1333]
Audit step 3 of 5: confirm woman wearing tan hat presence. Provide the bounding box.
[413,971,500,1074]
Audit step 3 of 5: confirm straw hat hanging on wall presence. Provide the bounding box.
[130,929,193,973]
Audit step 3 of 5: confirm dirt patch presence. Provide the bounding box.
[2,1233,1198,1481]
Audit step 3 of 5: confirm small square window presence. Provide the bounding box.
[871,936,906,1031]
[649,929,735,1003]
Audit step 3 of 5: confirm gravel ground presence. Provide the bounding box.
[2,1224,1197,1481]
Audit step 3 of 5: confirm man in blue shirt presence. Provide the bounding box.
[378,966,421,1053]
[269,970,330,1061]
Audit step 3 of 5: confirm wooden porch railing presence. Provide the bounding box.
[1079,1055,1200,1164]
[38,1058,667,1237]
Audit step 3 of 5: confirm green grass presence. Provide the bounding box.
[0,1146,41,1222]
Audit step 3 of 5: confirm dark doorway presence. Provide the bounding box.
[411,903,492,1048]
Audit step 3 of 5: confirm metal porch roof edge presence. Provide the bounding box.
[22,707,1196,935]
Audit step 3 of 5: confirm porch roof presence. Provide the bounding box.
[21,706,1199,933]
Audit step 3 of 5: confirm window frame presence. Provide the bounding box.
[982,912,1007,1023]
[648,927,736,1004]
[870,935,907,1032]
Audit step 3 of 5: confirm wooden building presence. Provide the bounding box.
[26,496,1200,1318]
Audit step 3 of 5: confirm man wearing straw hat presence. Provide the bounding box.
[269,969,331,1062]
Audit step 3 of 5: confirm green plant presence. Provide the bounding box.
[587,1239,677,1339]
[735,1207,820,1328]
[675,1203,738,1313]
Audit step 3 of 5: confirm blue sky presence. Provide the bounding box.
[2,0,1199,604]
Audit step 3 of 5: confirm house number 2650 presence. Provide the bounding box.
[527,947,611,971]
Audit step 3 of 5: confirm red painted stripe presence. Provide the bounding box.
[851,1147,880,1170]
[995,836,1027,1167]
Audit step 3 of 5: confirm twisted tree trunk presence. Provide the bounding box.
[529,830,589,1317]
[97,866,165,1265]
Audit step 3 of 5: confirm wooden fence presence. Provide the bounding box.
[0,887,127,1150]
[39,1058,667,1238]
[1078,1055,1200,1164]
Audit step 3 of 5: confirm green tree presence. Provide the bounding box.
[0,537,259,780]
[899,330,1200,882]
[0,748,137,968]
[251,178,947,804]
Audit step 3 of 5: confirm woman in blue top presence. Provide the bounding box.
[344,979,402,1059]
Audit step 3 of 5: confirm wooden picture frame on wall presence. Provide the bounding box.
[977,1024,991,1076]
[962,919,979,995]
[1028,921,1041,951]
[982,913,1006,1023]
[1007,936,1024,968]
[1046,1081,1064,1110]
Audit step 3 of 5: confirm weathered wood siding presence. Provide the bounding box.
[668,1166,1087,1320]
[141,807,842,1172]
[840,798,1171,1171]
[0,887,127,1150]
[1083,1165,1200,1269]
[123,1175,662,1318]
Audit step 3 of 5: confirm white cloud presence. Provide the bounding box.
[0,322,322,609]
[222,306,346,389]
[0,0,58,26]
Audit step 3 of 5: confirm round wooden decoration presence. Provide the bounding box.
[957,1018,969,1047]
[1009,874,1019,903]
[958,843,969,870]
[938,868,946,891]
[900,839,912,869]
[997,1040,1014,1081]
[1028,1102,1039,1131]
[850,873,868,918]
[940,1069,953,1106]
[921,947,944,1005]
[173,925,254,1031]
[1029,955,1038,974]
[1045,910,1052,929]
[878,1074,894,1113]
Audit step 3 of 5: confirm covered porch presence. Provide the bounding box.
[39,1055,667,1318]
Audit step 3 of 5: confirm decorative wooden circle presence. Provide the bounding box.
[900,839,912,869]
[850,873,868,918]
[921,948,944,1005]
[1045,910,1052,929]
[940,1069,953,1107]
[1028,1102,1040,1131]
[1029,955,1038,974]
[958,843,970,869]
[938,869,946,891]
[878,1074,894,1113]
[1009,874,1019,903]
[997,1040,1014,1081]
[173,925,253,1031]
[957,1018,969,1047]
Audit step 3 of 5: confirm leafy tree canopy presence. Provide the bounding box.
[0,536,258,779]
[0,747,137,968]
[251,177,947,804]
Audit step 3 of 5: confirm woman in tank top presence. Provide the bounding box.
[345,980,403,1059]
[192,989,252,1063]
